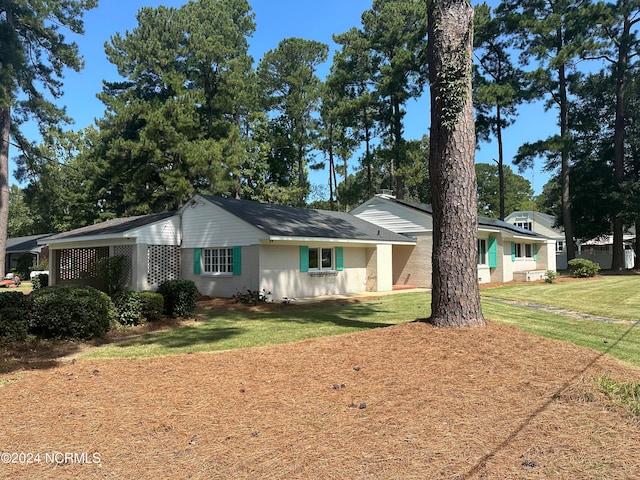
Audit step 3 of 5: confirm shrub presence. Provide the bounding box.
[0,291,31,312]
[94,255,128,294]
[0,307,29,342]
[157,280,198,318]
[568,258,600,278]
[30,285,116,340]
[31,273,49,290]
[15,253,34,281]
[138,291,164,322]
[544,270,558,284]
[113,291,143,326]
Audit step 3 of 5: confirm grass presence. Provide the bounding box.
[11,275,640,369]
[597,374,640,416]
[80,293,431,359]
[480,300,640,367]
[0,281,32,294]
[480,275,640,321]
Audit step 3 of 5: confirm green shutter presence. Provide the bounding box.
[233,246,242,275]
[488,238,498,268]
[300,246,309,272]
[194,248,201,275]
[335,247,344,271]
[511,242,516,262]
[533,243,538,261]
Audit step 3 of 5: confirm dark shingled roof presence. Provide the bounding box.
[200,195,415,243]
[45,211,177,241]
[390,198,544,238]
[7,234,52,252]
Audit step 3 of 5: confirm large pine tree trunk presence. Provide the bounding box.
[427,0,484,327]
[0,107,10,278]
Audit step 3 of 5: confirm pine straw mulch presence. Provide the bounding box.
[1,300,640,479]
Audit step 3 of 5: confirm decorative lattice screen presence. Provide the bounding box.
[57,247,110,281]
[114,244,134,288]
[147,245,181,286]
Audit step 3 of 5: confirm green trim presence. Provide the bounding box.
[194,248,201,275]
[488,238,497,268]
[335,247,344,271]
[233,246,242,275]
[300,246,309,272]
[533,243,538,261]
[511,242,516,262]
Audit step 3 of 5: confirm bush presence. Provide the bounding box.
[157,280,198,318]
[0,291,31,312]
[30,285,116,340]
[113,291,143,326]
[31,273,49,290]
[138,291,164,322]
[94,255,128,294]
[0,307,29,342]
[568,258,601,278]
[544,270,558,284]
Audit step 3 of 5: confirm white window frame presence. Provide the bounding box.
[477,239,487,266]
[556,240,564,252]
[515,243,534,259]
[309,247,334,271]
[515,221,533,231]
[203,247,234,274]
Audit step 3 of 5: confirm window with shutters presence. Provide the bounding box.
[203,247,234,274]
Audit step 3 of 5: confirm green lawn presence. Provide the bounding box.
[480,275,640,321]
[80,293,431,360]
[78,276,640,368]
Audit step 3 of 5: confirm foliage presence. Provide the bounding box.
[0,0,97,277]
[30,285,115,340]
[31,273,49,290]
[14,253,33,280]
[113,291,143,326]
[0,307,29,342]
[91,0,257,215]
[232,289,271,305]
[0,291,30,310]
[597,374,640,417]
[544,270,558,284]
[476,163,535,218]
[568,258,600,278]
[138,291,164,322]
[157,280,198,318]
[258,37,329,205]
[94,255,128,294]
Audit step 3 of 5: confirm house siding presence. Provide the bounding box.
[393,233,432,288]
[351,198,432,233]
[182,245,260,298]
[181,200,267,248]
[258,244,368,300]
[128,217,181,245]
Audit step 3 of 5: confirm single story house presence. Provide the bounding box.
[505,210,636,269]
[5,233,52,274]
[41,195,416,299]
[39,194,557,299]
[351,194,556,286]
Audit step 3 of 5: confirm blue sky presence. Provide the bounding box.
[14,0,557,196]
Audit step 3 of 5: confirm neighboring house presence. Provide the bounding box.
[505,211,636,270]
[351,194,556,286]
[41,195,416,299]
[5,234,52,274]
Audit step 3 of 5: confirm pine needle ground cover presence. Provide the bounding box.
[1,283,640,479]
